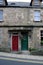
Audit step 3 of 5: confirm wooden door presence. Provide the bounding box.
[12,35,18,51]
[21,33,28,50]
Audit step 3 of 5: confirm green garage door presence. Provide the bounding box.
[21,33,28,50]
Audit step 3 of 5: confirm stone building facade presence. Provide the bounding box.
[0,0,43,54]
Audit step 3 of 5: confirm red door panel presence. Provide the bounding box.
[12,36,18,51]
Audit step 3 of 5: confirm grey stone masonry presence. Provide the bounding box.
[0,7,42,26]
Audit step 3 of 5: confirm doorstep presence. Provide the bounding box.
[11,51,30,55]
[21,51,30,55]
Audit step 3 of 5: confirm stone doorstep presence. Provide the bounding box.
[11,51,30,55]
[21,51,30,55]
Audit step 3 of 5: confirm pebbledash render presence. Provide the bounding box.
[0,0,43,54]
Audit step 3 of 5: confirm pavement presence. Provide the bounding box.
[0,52,43,61]
[0,52,43,64]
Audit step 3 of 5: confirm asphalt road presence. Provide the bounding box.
[0,59,43,65]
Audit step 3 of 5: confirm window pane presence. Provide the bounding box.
[0,10,3,21]
[34,0,39,4]
[0,0,3,2]
[34,11,40,21]
[34,17,40,21]
[34,11,40,16]
[0,0,3,5]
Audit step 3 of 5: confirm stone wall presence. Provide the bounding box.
[0,27,43,51]
[0,7,43,26]
[0,7,43,51]
[0,28,9,48]
[4,8,30,26]
[32,27,40,48]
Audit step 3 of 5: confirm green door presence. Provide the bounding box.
[21,33,28,50]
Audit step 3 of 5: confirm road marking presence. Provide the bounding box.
[0,57,43,64]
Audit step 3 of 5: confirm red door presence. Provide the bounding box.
[12,35,18,51]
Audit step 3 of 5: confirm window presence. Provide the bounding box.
[34,10,40,21]
[40,30,43,46]
[0,10,3,21]
[0,0,3,5]
[33,0,39,6]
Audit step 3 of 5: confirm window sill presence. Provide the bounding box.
[0,20,4,22]
[33,20,42,22]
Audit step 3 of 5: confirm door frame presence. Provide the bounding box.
[11,34,19,51]
[10,32,29,52]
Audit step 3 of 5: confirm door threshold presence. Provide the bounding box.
[21,51,30,55]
